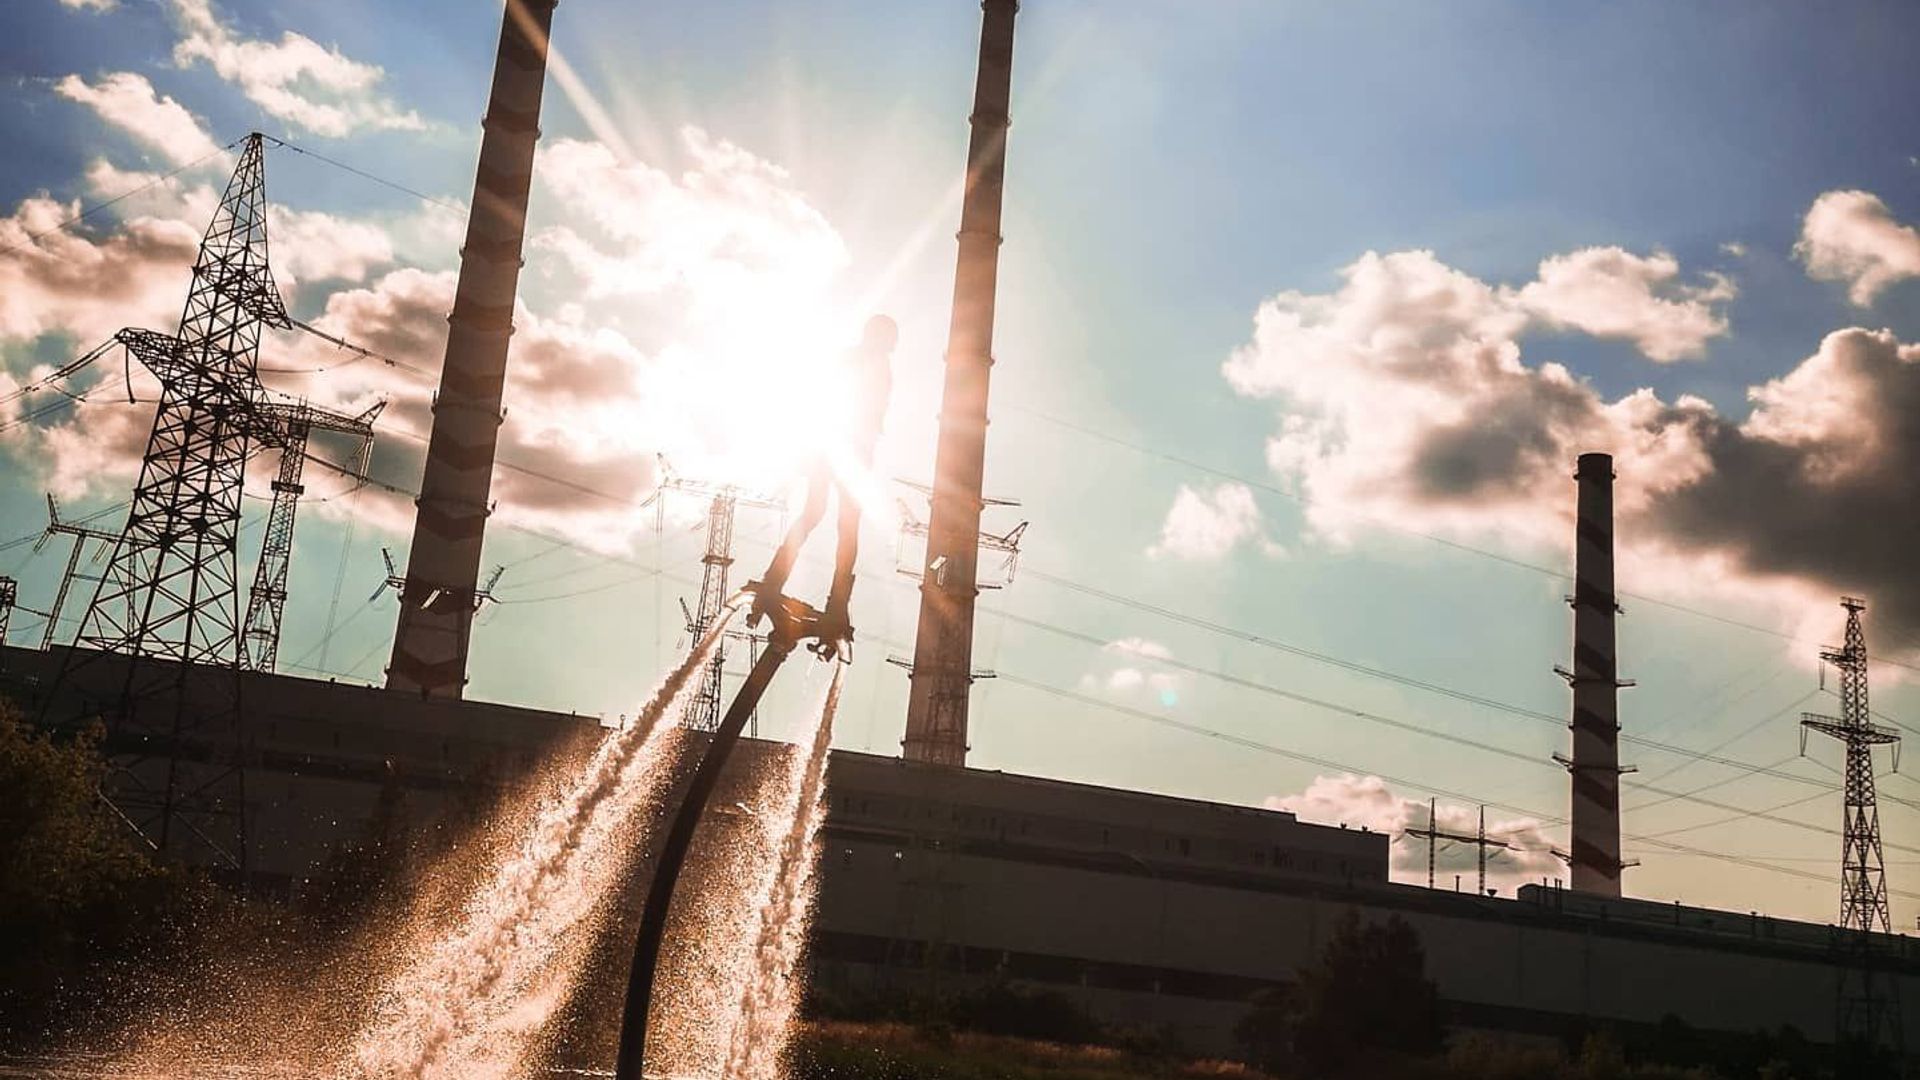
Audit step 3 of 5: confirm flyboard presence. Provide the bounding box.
[612,580,850,1080]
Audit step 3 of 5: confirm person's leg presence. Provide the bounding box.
[825,471,863,621]
[761,460,829,594]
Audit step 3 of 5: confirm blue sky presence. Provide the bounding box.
[5,0,1920,922]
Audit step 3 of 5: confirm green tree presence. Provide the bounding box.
[1237,910,1444,1074]
[0,701,209,1047]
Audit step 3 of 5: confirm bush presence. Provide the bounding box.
[0,703,216,1047]
[1235,910,1443,1075]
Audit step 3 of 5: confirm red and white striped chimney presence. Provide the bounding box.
[1561,452,1629,895]
[387,0,556,698]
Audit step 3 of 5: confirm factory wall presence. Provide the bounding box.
[4,646,1911,1058]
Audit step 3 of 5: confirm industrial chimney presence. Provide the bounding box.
[387,0,557,698]
[902,0,1020,766]
[1558,452,1630,895]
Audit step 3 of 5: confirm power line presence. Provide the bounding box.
[1006,403,1920,674]
[995,579,1914,813]
[261,136,467,217]
[0,138,242,261]
[232,141,1917,679]
[992,670,1920,900]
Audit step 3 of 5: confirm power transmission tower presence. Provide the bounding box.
[0,576,15,647]
[1801,596,1903,1053]
[36,494,129,651]
[1405,798,1509,892]
[648,460,781,732]
[240,401,382,672]
[889,483,1027,739]
[52,133,291,874]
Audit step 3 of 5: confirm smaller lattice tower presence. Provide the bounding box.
[1801,596,1902,1052]
[240,401,381,672]
[1405,799,1509,894]
[1803,597,1900,933]
[0,576,15,647]
[650,463,781,731]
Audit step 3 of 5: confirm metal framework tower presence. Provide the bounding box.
[53,133,290,871]
[648,462,782,731]
[1554,452,1634,896]
[1405,799,1509,893]
[0,576,14,647]
[1803,598,1900,932]
[387,0,558,699]
[76,135,288,664]
[685,491,740,731]
[240,401,381,672]
[903,0,1020,767]
[36,495,127,650]
[1802,597,1903,1053]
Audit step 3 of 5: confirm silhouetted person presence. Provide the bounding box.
[750,314,896,636]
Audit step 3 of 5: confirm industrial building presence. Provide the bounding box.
[1,0,1909,1066]
[3,643,1909,1057]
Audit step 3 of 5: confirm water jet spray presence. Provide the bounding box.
[614,585,847,1079]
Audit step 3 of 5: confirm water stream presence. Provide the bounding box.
[350,611,740,1079]
[43,606,846,1080]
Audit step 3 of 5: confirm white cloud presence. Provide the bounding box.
[1516,247,1734,362]
[54,72,221,168]
[0,191,199,347]
[60,0,118,10]
[1266,774,1562,893]
[1225,238,1920,641]
[1080,637,1181,703]
[1796,189,1920,306]
[1719,241,1748,258]
[2,116,855,556]
[533,130,847,307]
[167,0,423,137]
[1148,481,1271,560]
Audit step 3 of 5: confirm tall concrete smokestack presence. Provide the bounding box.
[902,0,1019,766]
[387,0,557,698]
[1559,452,1629,895]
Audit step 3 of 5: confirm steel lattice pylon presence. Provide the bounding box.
[1802,597,1900,933]
[1800,596,1903,1054]
[0,576,15,647]
[241,401,380,672]
[649,461,781,732]
[54,134,290,872]
[78,134,288,663]
[683,490,739,731]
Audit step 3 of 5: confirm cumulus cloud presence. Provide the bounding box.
[1227,240,1920,641]
[1797,190,1920,306]
[1516,247,1734,362]
[167,0,423,137]
[1080,637,1181,703]
[3,110,851,557]
[1148,481,1271,560]
[1267,774,1562,893]
[534,130,846,308]
[54,72,221,167]
[0,192,199,348]
[60,0,117,10]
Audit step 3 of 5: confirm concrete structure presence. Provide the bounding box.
[1561,452,1628,895]
[387,0,558,699]
[904,0,1019,767]
[4,644,1910,1059]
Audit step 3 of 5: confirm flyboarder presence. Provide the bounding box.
[746,314,897,654]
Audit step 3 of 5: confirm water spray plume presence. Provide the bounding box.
[722,665,844,1080]
[351,608,738,1079]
